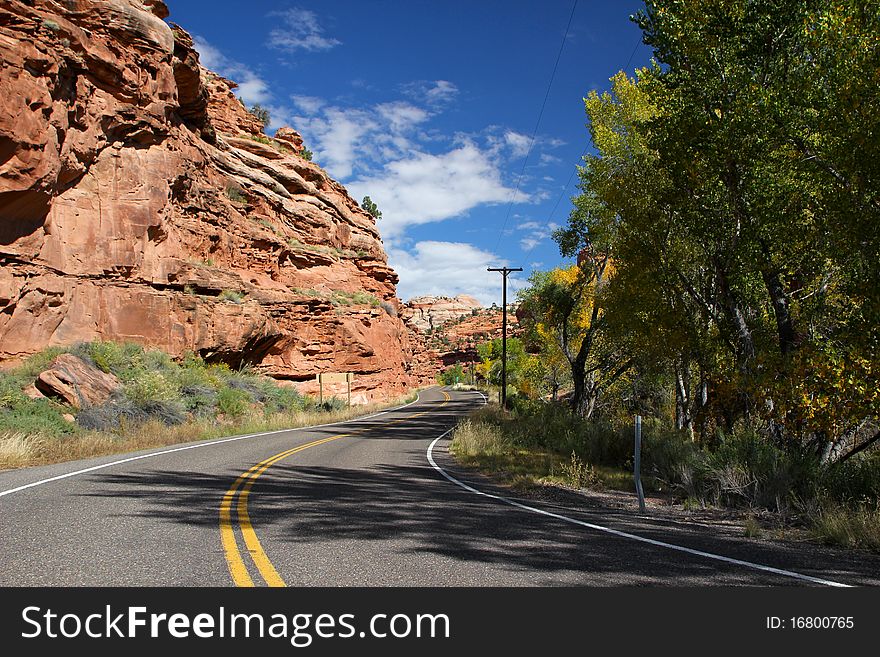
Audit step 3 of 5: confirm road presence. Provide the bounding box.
[0,386,878,586]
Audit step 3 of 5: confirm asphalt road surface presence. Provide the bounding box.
[1,386,878,586]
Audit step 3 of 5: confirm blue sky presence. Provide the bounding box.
[168,1,652,304]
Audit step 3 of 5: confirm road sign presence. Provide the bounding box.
[316,372,355,406]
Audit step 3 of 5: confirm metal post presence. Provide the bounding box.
[488,266,522,409]
[634,414,646,513]
[318,374,323,406]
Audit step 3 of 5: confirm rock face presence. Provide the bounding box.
[403,295,483,332]
[0,0,431,400]
[402,296,521,371]
[35,354,121,408]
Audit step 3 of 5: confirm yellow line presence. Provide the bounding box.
[220,391,451,586]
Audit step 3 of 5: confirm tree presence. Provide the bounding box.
[249,104,270,128]
[361,196,382,220]
[518,264,632,419]
[552,0,879,456]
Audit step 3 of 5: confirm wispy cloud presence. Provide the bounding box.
[388,241,525,305]
[193,36,271,105]
[291,95,325,114]
[504,130,531,158]
[518,221,559,251]
[268,8,341,53]
[294,107,378,179]
[347,142,516,239]
[402,80,460,107]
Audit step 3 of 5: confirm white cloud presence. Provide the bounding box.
[268,8,341,53]
[294,108,377,179]
[425,80,459,105]
[504,130,531,158]
[375,102,430,134]
[518,221,559,251]
[389,241,526,306]
[539,153,562,166]
[403,80,459,106]
[193,36,271,106]
[291,95,325,114]
[347,142,517,238]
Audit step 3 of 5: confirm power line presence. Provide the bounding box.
[623,33,643,72]
[518,144,588,267]
[518,33,645,270]
[492,0,579,254]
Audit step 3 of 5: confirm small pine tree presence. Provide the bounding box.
[249,104,270,128]
[361,196,382,220]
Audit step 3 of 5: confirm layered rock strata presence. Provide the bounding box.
[0,0,431,400]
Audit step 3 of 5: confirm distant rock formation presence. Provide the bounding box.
[402,295,483,332]
[402,295,521,370]
[0,0,432,400]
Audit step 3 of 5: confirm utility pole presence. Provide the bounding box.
[487,266,522,409]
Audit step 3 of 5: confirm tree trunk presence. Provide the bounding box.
[675,358,694,438]
[760,264,798,356]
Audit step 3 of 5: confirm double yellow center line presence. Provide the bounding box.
[219,391,451,586]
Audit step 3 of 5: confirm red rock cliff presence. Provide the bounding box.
[0,0,432,401]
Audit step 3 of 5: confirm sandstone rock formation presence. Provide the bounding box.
[35,354,121,408]
[0,0,432,400]
[403,295,483,332]
[402,296,521,371]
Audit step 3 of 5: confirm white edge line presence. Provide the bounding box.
[0,389,426,499]
[427,391,850,588]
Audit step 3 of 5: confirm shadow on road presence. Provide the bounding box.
[78,423,880,586]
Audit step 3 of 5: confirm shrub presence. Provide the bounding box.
[257,381,305,414]
[0,402,76,437]
[225,185,247,203]
[72,341,145,378]
[561,451,598,489]
[217,386,251,417]
[308,396,346,413]
[218,289,245,304]
[300,148,313,161]
[380,301,396,317]
[809,500,880,552]
[124,370,177,404]
[225,375,263,402]
[76,399,186,432]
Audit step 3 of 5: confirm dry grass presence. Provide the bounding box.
[450,414,631,492]
[810,501,880,552]
[0,392,418,471]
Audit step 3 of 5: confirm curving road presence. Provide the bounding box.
[0,386,878,586]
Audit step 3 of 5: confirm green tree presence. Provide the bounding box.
[517,265,632,419]
[249,104,270,128]
[554,0,879,455]
[361,196,382,220]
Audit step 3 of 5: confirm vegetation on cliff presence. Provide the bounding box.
[0,341,412,470]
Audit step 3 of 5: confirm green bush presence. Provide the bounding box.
[249,104,270,128]
[124,370,177,404]
[225,185,247,203]
[257,381,305,414]
[218,289,245,304]
[217,386,251,417]
[0,401,76,437]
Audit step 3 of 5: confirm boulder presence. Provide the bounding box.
[35,354,121,408]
